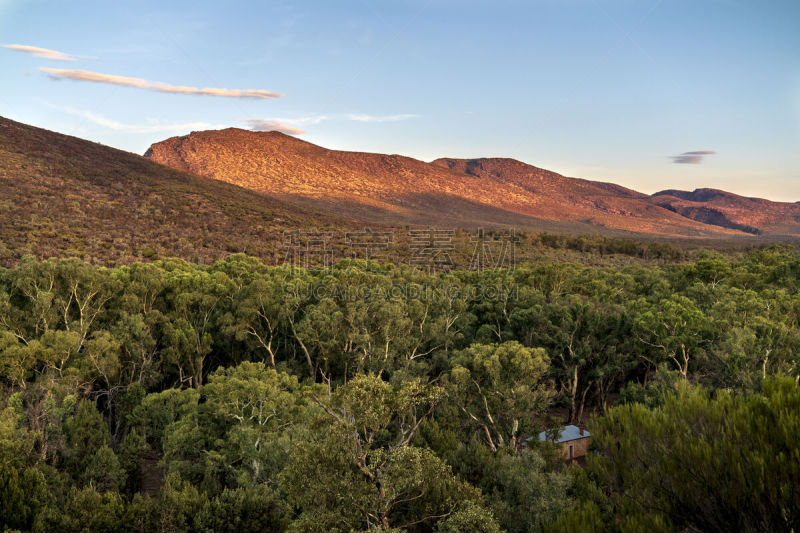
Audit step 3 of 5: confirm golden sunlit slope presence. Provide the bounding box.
[146,128,797,237]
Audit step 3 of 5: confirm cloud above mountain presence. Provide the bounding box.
[240,113,418,134]
[52,105,220,133]
[345,113,418,122]
[40,68,283,99]
[3,44,78,61]
[671,150,716,164]
[240,119,305,135]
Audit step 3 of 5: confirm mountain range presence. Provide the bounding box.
[1,115,799,267]
[145,127,800,237]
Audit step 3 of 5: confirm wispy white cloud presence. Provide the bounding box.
[53,105,220,134]
[670,150,716,164]
[345,113,419,122]
[270,115,333,126]
[40,67,283,99]
[240,113,418,134]
[3,44,78,61]
[240,119,305,135]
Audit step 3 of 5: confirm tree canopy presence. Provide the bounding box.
[0,248,798,531]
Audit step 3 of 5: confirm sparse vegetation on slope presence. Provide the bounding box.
[0,117,356,266]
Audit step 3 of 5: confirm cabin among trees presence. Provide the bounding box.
[539,425,592,462]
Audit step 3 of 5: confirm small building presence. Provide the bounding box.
[538,425,591,462]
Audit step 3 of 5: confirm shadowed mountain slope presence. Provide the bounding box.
[652,188,800,235]
[0,116,355,266]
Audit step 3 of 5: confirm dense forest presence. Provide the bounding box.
[1,248,799,532]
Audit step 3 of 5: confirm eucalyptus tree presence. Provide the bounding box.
[633,294,711,380]
[447,341,552,451]
[161,262,235,388]
[200,362,311,488]
[279,374,493,531]
[224,266,297,368]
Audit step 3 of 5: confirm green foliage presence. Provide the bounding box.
[147,472,208,533]
[196,485,289,532]
[448,341,551,451]
[202,362,307,487]
[587,377,800,532]
[280,375,479,531]
[129,387,200,451]
[281,435,483,531]
[0,398,29,468]
[445,440,573,533]
[65,399,109,471]
[436,501,502,533]
[0,250,798,531]
[33,486,125,533]
[545,501,610,533]
[481,450,573,531]
[82,445,124,493]
[633,294,710,378]
[158,362,310,492]
[0,465,50,531]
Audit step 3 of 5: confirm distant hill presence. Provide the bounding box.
[652,188,800,235]
[146,128,800,237]
[0,116,355,266]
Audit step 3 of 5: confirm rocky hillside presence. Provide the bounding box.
[146,128,800,237]
[652,188,800,235]
[0,116,354,266]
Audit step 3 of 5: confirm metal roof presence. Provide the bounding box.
[538,424,590,443]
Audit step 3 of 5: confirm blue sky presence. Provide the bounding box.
[2,0,799,200]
